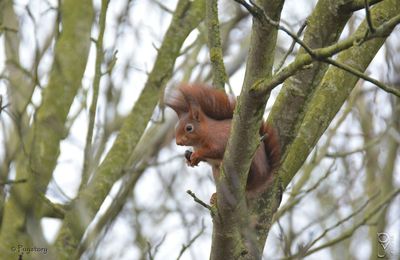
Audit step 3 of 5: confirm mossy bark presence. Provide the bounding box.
[54,0,205,258]
[206,0,228,90]
[211,1,284,259]
[0,0,93,258]
[268,0,353,156]
[280,0,400,188]
[212,0,400,258]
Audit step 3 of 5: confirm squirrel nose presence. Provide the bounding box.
[176,138,184,146]
[176,136,188,146]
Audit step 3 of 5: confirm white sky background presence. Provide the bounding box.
[0,0,399,259]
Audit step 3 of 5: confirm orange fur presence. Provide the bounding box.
[165,84,280,194]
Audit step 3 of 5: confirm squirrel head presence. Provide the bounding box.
[174,104,206,146]
[165,84,235,146]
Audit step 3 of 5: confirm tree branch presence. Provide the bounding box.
[0,179,27,186]
[297,188,400,259]
[252,13,400,95]
[211,0,285,259]
[364,0,375,33]
[275,20,307,73]
[80,0,110,190]
[54,0,206,257]
[206,0,228,89]
[344,0,384,12]
[324,57,400,97]
[186,190,213,212]
[176,221,206,260]
[0,0,94,257]
[235,0,316,57]
[278,0,400,188]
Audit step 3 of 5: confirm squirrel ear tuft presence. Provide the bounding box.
[190,105,203,122]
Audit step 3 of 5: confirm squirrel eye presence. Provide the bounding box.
[185,123,194,133]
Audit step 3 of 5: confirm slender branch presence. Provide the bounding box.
[324,57,400,97]
[274,3,398,57]
[326,128,388,158]
[257,13,400,92]
[147,241,155,260]
[176,221,205,260]
[364,0,375,33]
[55,0,206,256]
[273,162,335,222]
[283,189,400,260]
[153,235,167,260]
[0,26,19,33]
[0,95,10,114]
[186,190,212,212]
[275,20,307,73]
[304,191,380,253]
[299,188,400,258]
[206,0,228,89]
[234,0,316,57]
[232,0,257,18]
[0,178,27,186]
[345,0,384,12]
[40,194,69,218]
[76,167,144,258]
[80,0,110,189]
[153,0,173,14]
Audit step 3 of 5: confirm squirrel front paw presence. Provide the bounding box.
[183,150,201,167]
[184,150,198,166]
[188,152,201,167]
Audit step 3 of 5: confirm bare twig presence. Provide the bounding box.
[186,190,212,211]
[0,26,18,33]
[273,162,335,221]
[80,0,110,189]
[326,127,389,157]
[0,179,27,186]
[304,191,380,251]
[0,95,10,114]
[147,241,154,260]
[153,0,173,14]
[39,193,68,218]
[285,188,400,259]
[176,221,206,260]
[145,235,169,260]
[324,57,400,98]
[234,0,316,57]
[256,13,400,93]
[153,235,167,259]
[275,20,307,73]
[235,0,400,96]
[364,0,375,33]
[345,0,384,12]
[305,189,400,257]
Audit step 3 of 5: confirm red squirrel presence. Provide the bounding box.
[165,84,280,196]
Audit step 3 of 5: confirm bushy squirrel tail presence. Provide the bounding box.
[165,84,235,120]
[261,123,281,174]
